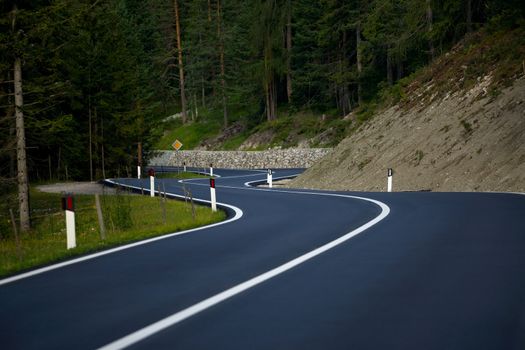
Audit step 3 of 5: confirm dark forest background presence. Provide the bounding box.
[1,0,523,183]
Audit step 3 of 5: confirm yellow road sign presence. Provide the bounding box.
[172,139,183,151]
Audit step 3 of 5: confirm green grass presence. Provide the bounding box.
[222,133,249,150]
[0,188,225,277]
[155,119,222,150]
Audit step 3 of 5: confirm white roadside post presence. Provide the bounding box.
[210,178,217,212]
[62,194,76,249]
[148,168,155,197]
[267,169,273,188]
[210,163,214,177]
[183,162,186,172]
[137,142,142,179]
[387,168,393,192]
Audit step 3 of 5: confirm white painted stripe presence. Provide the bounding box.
[97,192,390,350]
[244,173,301,187]
[0,180,243,287]
[180,171,266,184]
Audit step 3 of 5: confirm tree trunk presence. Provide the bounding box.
[263,34,276,122]
[426,0,435,61]
[466,0,472,32]
[386,49,393,86]
[48,153,52,180]
[265,81,271,121]
[137,141,142,167]
[101,115,106,179]
[12,5,30,232]
[14,56,30,232]
[217,0,228,128]
[286,0,292,103]
[94,107,100,179]
[356,21,363,106]
[397,59,404,80]
[193,93,198,120]
[265,77,276,121]
[88,96,93,182]
[57,146,61,180]
[269,80,276,121]
[6,70,16,179]
[173,0,187,124]
[342,31,351,115]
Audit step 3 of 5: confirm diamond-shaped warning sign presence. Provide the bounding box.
[172,139,183,151]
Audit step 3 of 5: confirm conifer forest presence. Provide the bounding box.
[1,0,523,184]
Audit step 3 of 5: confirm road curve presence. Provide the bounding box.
[1,168,524,350]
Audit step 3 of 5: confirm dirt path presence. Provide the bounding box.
[37,182,121,195]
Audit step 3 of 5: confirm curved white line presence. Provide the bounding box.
[0,180,243,287]
[180,170,267,185]
[243,173,301,187]
[98,191,390,350]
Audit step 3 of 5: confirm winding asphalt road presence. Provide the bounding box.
[1,168,524,350]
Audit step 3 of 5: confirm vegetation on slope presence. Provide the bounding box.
[0,185,225,277]
[289,25,525,192]
[2,1,524,180]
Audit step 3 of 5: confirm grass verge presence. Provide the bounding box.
[0,187,226,278]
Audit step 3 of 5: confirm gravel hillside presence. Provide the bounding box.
[290,75,525,192]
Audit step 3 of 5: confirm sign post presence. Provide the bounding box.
[267,169,273,188]
[172,140,183,173]
[210,178,217,212]
[61,194,76,249]
[387,168,393,192]
[148,168,155,197]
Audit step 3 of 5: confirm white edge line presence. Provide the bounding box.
[0,180,243,287]
[97,192,390,350]
[180,171,266,184]
[243,173,301,187]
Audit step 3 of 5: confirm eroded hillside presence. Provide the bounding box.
[290,29,525,192]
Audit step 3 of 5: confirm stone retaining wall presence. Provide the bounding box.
[148,149,332,169]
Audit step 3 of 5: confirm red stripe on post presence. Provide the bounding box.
[210,178,215,188]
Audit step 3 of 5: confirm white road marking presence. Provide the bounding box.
[244,173,301,187]
[180,170,267,184]
[0,180,243,287]
[97,188,390,350]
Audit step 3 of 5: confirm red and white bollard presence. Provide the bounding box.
[137,165,141,179]
[62,194,76,249]
[148,168,155,197]
[387,168,393,192]
[209,163,214,177]
[210,178,217,212]
[267,169,273,188]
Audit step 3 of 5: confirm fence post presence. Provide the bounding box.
[62,194,76,249]
[148,168,155,197]
[95,194,106,240]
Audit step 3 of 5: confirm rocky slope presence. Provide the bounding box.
[290,73,525,192]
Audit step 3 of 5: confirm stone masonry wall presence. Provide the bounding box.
[148,149,332,169]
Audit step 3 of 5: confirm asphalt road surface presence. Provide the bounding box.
[1,168,524,350]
